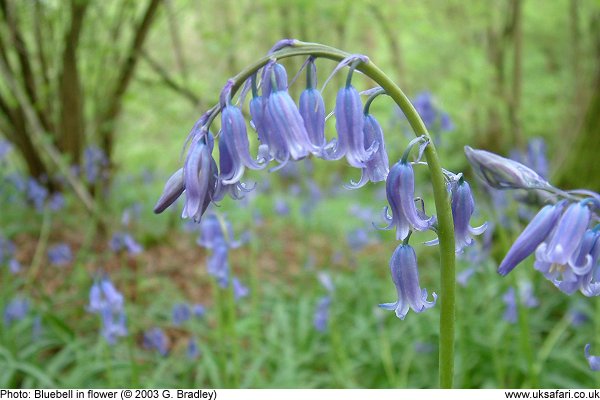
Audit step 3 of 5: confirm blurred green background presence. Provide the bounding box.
[1,0,599,389]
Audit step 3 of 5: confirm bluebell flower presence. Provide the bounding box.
[207,242,230,287]
[48,193,65,211]
[187,337,201,359]
[232,277,249,301]
[220,103,265,175]
[439,113,454,132]
[48,243,72,267]
[299,59,327,149]
[383,160,435,240]
[192,304,206,318]
[464,146,551,191]
[0,139,12,162]
[456,267,476,287]
[154,168,185,214]
[313,296,331,332]
[412,92,437,129]
[502,283,539,324]
[274,198,290,216]
[143,328,169,356]
[348,113,389,188]
[498,202,566,276]
[27,178,48,211]
[8,258,21,274]
[585,344,600,371]
[323,85,377,168]
[379,243,437,319]
[172,303,191,326]
[87,277,127,344]
[431,178,486,252]
[4,297,29,326]
[110,232,143,255]
[182,138,215,221]
[84,146,108,184]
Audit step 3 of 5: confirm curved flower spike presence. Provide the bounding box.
[464,146,552,191]
[427,179,487,252]
[585,344,600,371]
[153,168,184,214]
[379,243,437,320]
[182,139,214,222]
[347,113,389,188]
[497,201,566,276]
[383,161,435,240]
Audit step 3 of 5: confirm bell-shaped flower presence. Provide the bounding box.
[220,105,264,171]
[464,146,551,191]
[324,85,377,168]
[299,60,327,149]
[383,160,435,240]
[497,201,566,276]
[347,114,389,188]
[585,344,600,371]
[379,243,437,320]
[449,179,487,252]
[535,201,591,267]
[181,138,214,222]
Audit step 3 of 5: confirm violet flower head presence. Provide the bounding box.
[143,328,169,356]
[464,146,552,191]
[48,243,72,267]
[220,103,264,174]
[182,137,215,221]
[379,243,437,320]
[27,178,48,211]
[154,168,184,214]
[207,242,230,288]
[497,201,566,276]
[87,278,127,344]
[348,113,389,188]
[84,146,108,184]
[585,344,600,371]
[383,160,435,241]
[324,84,376,168]
[299,59,327,149]
[232,277,249,301]
[172,303,191,326]
[192,304,206,318]
[412,92,436,129]
[110,232,143,255]
[187,338,201,359]
[313,296,331,332]
[448,178,487,252]
[4,297,29,326]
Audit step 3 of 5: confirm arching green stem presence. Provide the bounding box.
[211,40,456,388]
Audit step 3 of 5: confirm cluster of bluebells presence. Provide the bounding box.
[87,277,127,344]
[197,213,248,297]
[466,147,600,298]
[153,39,486,320]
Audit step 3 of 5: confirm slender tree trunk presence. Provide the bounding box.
[58,0,88,164]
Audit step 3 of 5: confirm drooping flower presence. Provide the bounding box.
[48,243,73,267]
[87,277,127,345]
[585,344,600,371]
[143,328,169,356]
[348,112,389,188]
[379,243,437,319]
[299,58,327,149]
[438,178,487,252]
[4,297,29,326]
[182,137,215,221]
[497,201,566,276]
[232,277,249,301]
[153,168,185,214]
[502,283,539,324]
[172,303,191,326]
[110,232,143,255]
[383,160,435,240]
[323,84,376,168]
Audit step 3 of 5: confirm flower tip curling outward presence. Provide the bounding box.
[585,344,600,371]
[379,243,436,320]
